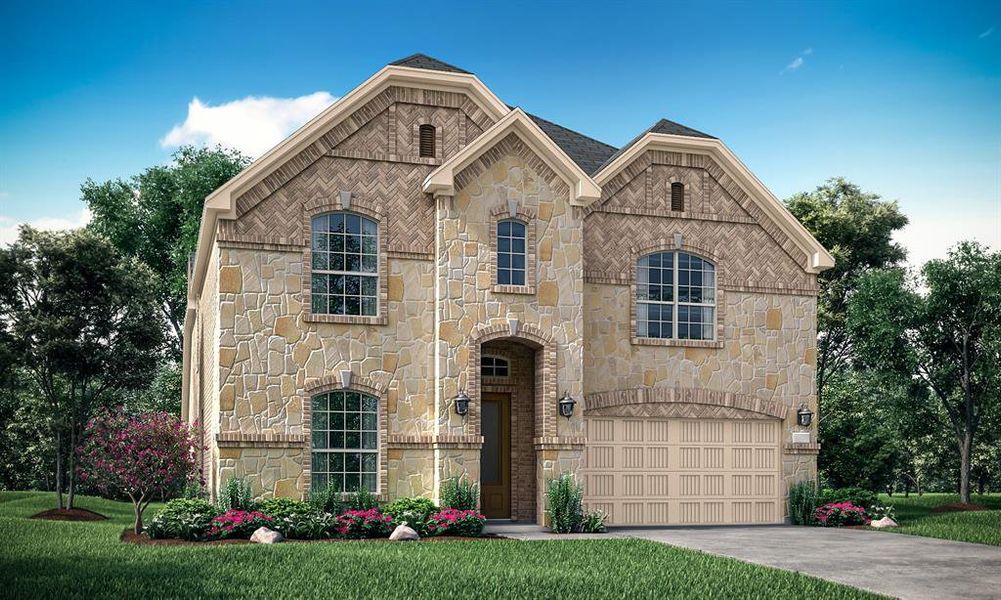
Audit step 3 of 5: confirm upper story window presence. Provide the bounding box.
[481,355,510,378]
[311,212,378,316]
[311,390,379,493]
[496,219,527,286]
[419,124,436,158]
[636,251,716,340]
[671,182,685,212]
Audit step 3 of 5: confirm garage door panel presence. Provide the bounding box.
[583,417,783,526]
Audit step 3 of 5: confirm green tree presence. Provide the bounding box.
[848,242,1001,503]
[83,145,248,360]
[785,178,909,405]
[0,227,164,508]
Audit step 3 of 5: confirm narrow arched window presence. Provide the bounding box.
[311,212,378,316]
[481,355,510,377]
[671,182,685,212]
[497,219,527,286]
[311,390,379,493]
[636,251,716,340]
[419,124,436,158]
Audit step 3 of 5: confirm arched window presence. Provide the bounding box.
[311,212,378,316]
[496,219,527,286]
[671,182,685,212]
[311,390,379,493]
[481,355,510,377]
[636,251,716,340]
[419,124,436,158]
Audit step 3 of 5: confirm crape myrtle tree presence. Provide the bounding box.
[785,177,909,407]
[848,242,1001,503]
[0,227,163,508]
[83,145,249,362]
[78,409,200,533]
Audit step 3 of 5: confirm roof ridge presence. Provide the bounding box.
[389,53,471,74]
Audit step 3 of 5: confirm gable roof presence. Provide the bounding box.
[525,112,618,175]
[423,108,602,205]
[389,53,472,74]
[598,118,714,172]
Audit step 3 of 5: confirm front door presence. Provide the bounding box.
[480,392,511,518]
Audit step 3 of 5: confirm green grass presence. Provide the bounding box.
[877,492,1001,546]
[0,491,882,599]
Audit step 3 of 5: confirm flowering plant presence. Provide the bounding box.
[77,409,201,534]
[426,508,486,537]
[336,508,393,539]
[208,509,273,539]
[814,502,870,527]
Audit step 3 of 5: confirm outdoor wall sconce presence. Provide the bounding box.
[558,391,576,419]
[454,390,470,417]
[797,404,814,427]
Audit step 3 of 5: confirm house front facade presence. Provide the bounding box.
[182,54,833,526]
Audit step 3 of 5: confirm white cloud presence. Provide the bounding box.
[0,207,92,246]
[161,92,338,158]
[979,26,995,39]
[781,48,813,74]
[893,211,1000,270]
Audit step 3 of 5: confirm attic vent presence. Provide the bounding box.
[419,124,436,158]
[671,182,685,212]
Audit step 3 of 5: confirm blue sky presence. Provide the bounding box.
[1,0,998,266]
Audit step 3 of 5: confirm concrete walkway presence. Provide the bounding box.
[485,522,1001,600]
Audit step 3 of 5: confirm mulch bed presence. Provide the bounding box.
[931,503,988,513]
[31,508,107,522]
[120,528,508,546]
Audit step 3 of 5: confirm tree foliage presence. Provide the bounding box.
[84,145,249,359]
[0,227,164,507]
[848,242,1001,502]
[785,177,909,403]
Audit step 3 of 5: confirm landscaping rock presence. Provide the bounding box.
[389,524,419,541]
[250,527,284,544]
[870,517,899,529]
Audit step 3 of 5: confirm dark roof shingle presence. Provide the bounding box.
[389,53,471,74]
[597,118,715,172]
[524,112,618,176]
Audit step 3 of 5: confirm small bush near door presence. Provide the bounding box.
[440,475,479,510]
[788,481,819,525]
[546,473,607,534]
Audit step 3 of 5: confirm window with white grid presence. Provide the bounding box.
[310,390,379,493]
[496,219,527,286]
[636,251,716,340]
[310,212,378,316]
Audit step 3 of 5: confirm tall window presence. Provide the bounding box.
[497,219,527,286]
[636,251,716,340]
[419,124,436,158]
[671,182,685,212]
[311,390,379,493]
[311,212,378,316]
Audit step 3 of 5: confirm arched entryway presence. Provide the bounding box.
[477,338,539,521]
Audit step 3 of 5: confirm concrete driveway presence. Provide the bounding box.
[612,525,1001,600]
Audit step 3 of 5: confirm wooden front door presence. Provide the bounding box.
[480,392,511,518]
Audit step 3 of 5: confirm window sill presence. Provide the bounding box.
[631,336,724,349]
[304,313,388,326]
[492,284,536,295]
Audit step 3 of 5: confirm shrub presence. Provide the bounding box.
[440,475,479,510]
[344,487,380,511]
[547,473,584,533]
[383,497,439,534]
[308,486,347,515]
[814,502,870,527]
[819,487,878,510]
[788,480,819,525]
[275,511,340,540]
[207,509,273,539]
[217,477,255,512]
[868,503,896,521]
[258,497,316,521]
[335,508,393,539]
[580,509,607,533]
[76,409,201,533]
[146,498,219,540]
[427,508,486,537]
[182,481,207,500]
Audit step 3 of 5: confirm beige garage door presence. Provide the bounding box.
[583,417,783,525]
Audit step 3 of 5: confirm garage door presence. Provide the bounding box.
[582,417,783,525]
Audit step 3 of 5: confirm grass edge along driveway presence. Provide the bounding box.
[0,491,884,599]
[877,493,1001,547]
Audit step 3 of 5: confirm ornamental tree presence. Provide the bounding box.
[77,409,201,533]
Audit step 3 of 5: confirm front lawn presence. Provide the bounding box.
[877,492,1001,546]
[0,492,881,599]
